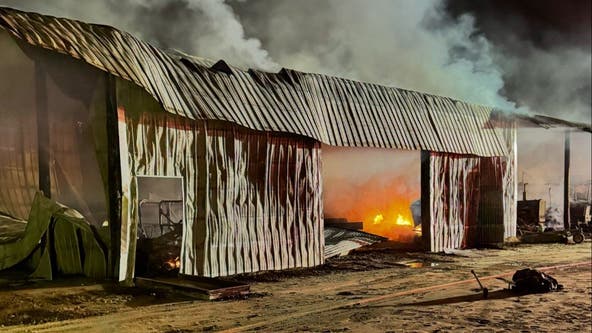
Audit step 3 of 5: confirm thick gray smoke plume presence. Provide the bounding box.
[441,0,592,206]
[233,0,518,111]
[0,0,278,70]
[2,0,589,119]
[494,45,591,123]
[444,0,591,123]
[2,0,521,111]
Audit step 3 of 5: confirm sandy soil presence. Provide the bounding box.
[0,243,590,333]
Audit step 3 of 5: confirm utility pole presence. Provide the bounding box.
[521,172,528,201]
[563,131,571,230]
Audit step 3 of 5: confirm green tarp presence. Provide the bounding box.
[0,192,108,279]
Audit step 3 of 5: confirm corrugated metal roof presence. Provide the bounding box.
[324,226,386,259]
[0,7,511,156]
[490,110,592,133]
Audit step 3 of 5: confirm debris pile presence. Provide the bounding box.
[135,224,182,276]
[511,268,563,293]
[324,226,387,259]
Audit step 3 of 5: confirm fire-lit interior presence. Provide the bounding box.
[369,210,419,241]
[329,192,420,242]
[135,176,184,276]
[322,145,421,242]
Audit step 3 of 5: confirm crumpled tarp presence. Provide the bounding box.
[0,215,27,243]
[0,192,108,279]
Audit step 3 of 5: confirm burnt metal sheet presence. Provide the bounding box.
[490,110,592,133]
[134,276,250,301]
[324,226,386,259]
[0,7,511,156]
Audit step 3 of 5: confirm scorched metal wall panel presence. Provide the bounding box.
[116,79,323,280]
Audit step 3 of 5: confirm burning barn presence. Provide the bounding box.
[0,7,587,283]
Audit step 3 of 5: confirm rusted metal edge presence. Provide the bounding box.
[135,276,250,300]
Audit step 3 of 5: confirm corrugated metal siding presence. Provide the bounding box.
[476,157,506,247]
[0,29,40,219]
[116,78,324,279]
[0,29,110,223]
[0,111,38,220]
[428,152,510,252]
[499,122,517,239]
[0,7,509,157]
[428,153,481,252]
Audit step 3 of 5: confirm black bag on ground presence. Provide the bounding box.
[511,268,563,293]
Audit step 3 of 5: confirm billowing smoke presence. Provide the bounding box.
[445,0,591,123]
[443,0,591,210]
[2,0,521,110]
[0,0,278,70]
[232,0,518,111]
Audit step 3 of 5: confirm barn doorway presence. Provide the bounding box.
[134,176,185,277]
[322,145,422,247]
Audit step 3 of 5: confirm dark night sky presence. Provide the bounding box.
[441,0,591,120]
[444,0,591,49]
[442,0,591,122]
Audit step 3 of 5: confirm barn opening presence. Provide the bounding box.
[135,176,185,277]
[322,145,421,246]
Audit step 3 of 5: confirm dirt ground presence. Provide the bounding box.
[0,242,590,333]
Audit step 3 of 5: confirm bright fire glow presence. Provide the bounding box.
[322,147,421,242]
[414,223,422,236]
[360,197,417,242]
[373,214,384,224]
[395,214,413,226]
[365,206,416,241]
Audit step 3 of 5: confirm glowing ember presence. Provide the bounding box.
[414,224,422,236]
[165,256,181,270]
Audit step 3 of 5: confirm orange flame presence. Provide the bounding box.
[365,207,416,241]
[373,214,384,224]
[165,256,181,270]
[396,214,413,226]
